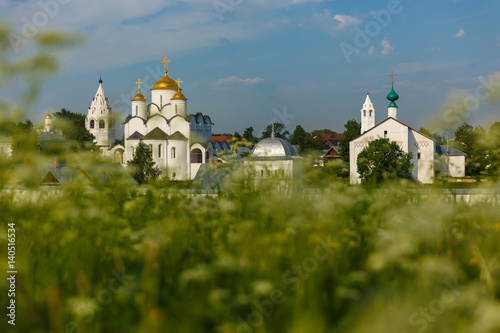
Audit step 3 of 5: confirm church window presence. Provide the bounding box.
[90,120,95,129]
[418,152,421,160]
[131,147,135,157]
[191,148,202,163]
[369,110,372,116]
[261,170,264,176]
[363,110,366,116]
[99,120,105,128]
[160,95,162,107]
[158,144,162,158]
[171,147,176,159]
[149,144,153,153]
[384,130,387,138]
[172,172,176,178]
[135,106,138,116]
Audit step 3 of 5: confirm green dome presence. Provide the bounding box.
[386,84,399,102]
[388,101,398,108]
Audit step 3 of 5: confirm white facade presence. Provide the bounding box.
[360,92,375,134]
[85,78,115,149]
[123,57,225,180]
[350,117,435,184]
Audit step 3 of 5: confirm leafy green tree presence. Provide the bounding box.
[233,132,242,140]
[242,126,258,143]
[53,108,95,150]
[299,136,324,153]
[338,119,361,164]
[290,125,308,145]
[311,128,336,136]
[11,120,38,159]
[260,122,289,140]
[357,138,414,185]
[453,123,487,175]
[127,142,161,184]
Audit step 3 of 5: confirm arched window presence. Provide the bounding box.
[369,110,372,116]
[191,148,202,163]
[363,110,366,116]
[158,144,162,158]
[135,106,138,116]
[384,130,388,138]
[160,95,162,107]
[99,119,105,128]
[90,120,95,129]
[171,147,176,159]
[131,147,135,157]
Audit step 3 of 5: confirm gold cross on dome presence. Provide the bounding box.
[389,71,396,84]
[161,56,171,71]
[176,78,183,92]
[136,79,143,93]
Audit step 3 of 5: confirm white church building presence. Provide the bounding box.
[85,56,229,180]
[350,75,440,184]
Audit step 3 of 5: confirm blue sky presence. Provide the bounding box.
[2,0,500,137]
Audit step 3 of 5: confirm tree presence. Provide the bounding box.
[11,120,38,159]
[357,138,414,185]
[338,119,361,164]
[127,142,161,184]
[242,127,258,143]
[299,136,324,153]
[311,129,336,136]
[290,125,308,145]
[453,123,487,176]
[233,132,242,140]
[418,127,444,144]
[53,108,95,150]
[260,122,289,140]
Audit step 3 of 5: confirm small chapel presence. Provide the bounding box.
[349,73,464,184]
[85,56,229,180]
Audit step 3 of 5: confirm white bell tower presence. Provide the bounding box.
[85,75,115,149]
[361,89,375,134]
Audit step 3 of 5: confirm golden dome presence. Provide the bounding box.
[152,71,178,90]
[171,91,187,100]
[132,92,147,101]
[45,111,52,119]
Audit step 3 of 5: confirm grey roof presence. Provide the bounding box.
[143,127,169,140]
[436,145,466,156]
[127,131,144,140]
[252,137,297,158]
[192,163,239,192]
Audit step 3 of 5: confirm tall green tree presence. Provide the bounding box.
[242,126,258,143]
[53,108,95,150]
[11,120,38,159]
[453,123,487,176]
[311,128,336,136]
[338,119,361,164]
[127,142,161,184]
[290,125,308,145]
[357,138,414,185]
[260,122,289,140]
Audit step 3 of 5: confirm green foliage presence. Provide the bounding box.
[338,119,361,163]
[290,125,308,145]
[453,123,488,176]
[419,126,444,143]
[242,126,258,143]
[53,108,95,150]
[357,138,414,185]
[311,128,336,136]
[127,142,161,184]
[233,131,242,140]
[260,122,289,140]
[11,120,38,160]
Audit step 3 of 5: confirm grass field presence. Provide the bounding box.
[1,170,500,333]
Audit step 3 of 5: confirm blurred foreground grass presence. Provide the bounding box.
[1,176,500,333]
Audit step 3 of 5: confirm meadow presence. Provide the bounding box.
[1,168,500,333]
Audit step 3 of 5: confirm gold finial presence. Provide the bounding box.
[176,78,183,92]
[389,71,396,85]
[136,79,143,93]
[161,56,171,74]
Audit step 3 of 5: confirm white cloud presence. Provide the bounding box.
[213,76,265,86]
[367,45,375,56]
[453,28,465,38]
[332,14,362,29]
[380,38,393,56]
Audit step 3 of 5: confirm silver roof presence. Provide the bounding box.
[252,137,297,157]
